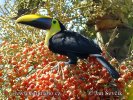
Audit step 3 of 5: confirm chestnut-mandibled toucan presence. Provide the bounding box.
[16,14,120,79]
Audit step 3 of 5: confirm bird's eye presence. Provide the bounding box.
[53,20,56,24]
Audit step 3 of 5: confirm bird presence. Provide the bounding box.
[16,14,120,79]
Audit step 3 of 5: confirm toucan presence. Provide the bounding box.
[16,14,120,79]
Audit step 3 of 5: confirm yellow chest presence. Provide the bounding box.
[44,19,61,46]
[45,32,52,45]
[44,29,60,46]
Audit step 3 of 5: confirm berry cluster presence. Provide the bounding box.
[0,41,133,100]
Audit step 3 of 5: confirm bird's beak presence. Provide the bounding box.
[16,14,52,30]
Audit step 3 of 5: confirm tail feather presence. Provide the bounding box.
[96,56,120,79]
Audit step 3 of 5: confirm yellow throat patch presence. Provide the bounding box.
[45,19,61,46]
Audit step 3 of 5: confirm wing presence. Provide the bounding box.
[50,31,102,54]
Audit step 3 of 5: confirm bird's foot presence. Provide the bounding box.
[64,62,71,65]
[67,60,77,65]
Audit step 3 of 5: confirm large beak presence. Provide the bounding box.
[16,14,52,30]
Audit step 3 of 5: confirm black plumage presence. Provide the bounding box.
[49,30,102,63]
[48,25,120,79]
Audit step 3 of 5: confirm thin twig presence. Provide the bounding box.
[105,27,119,47]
